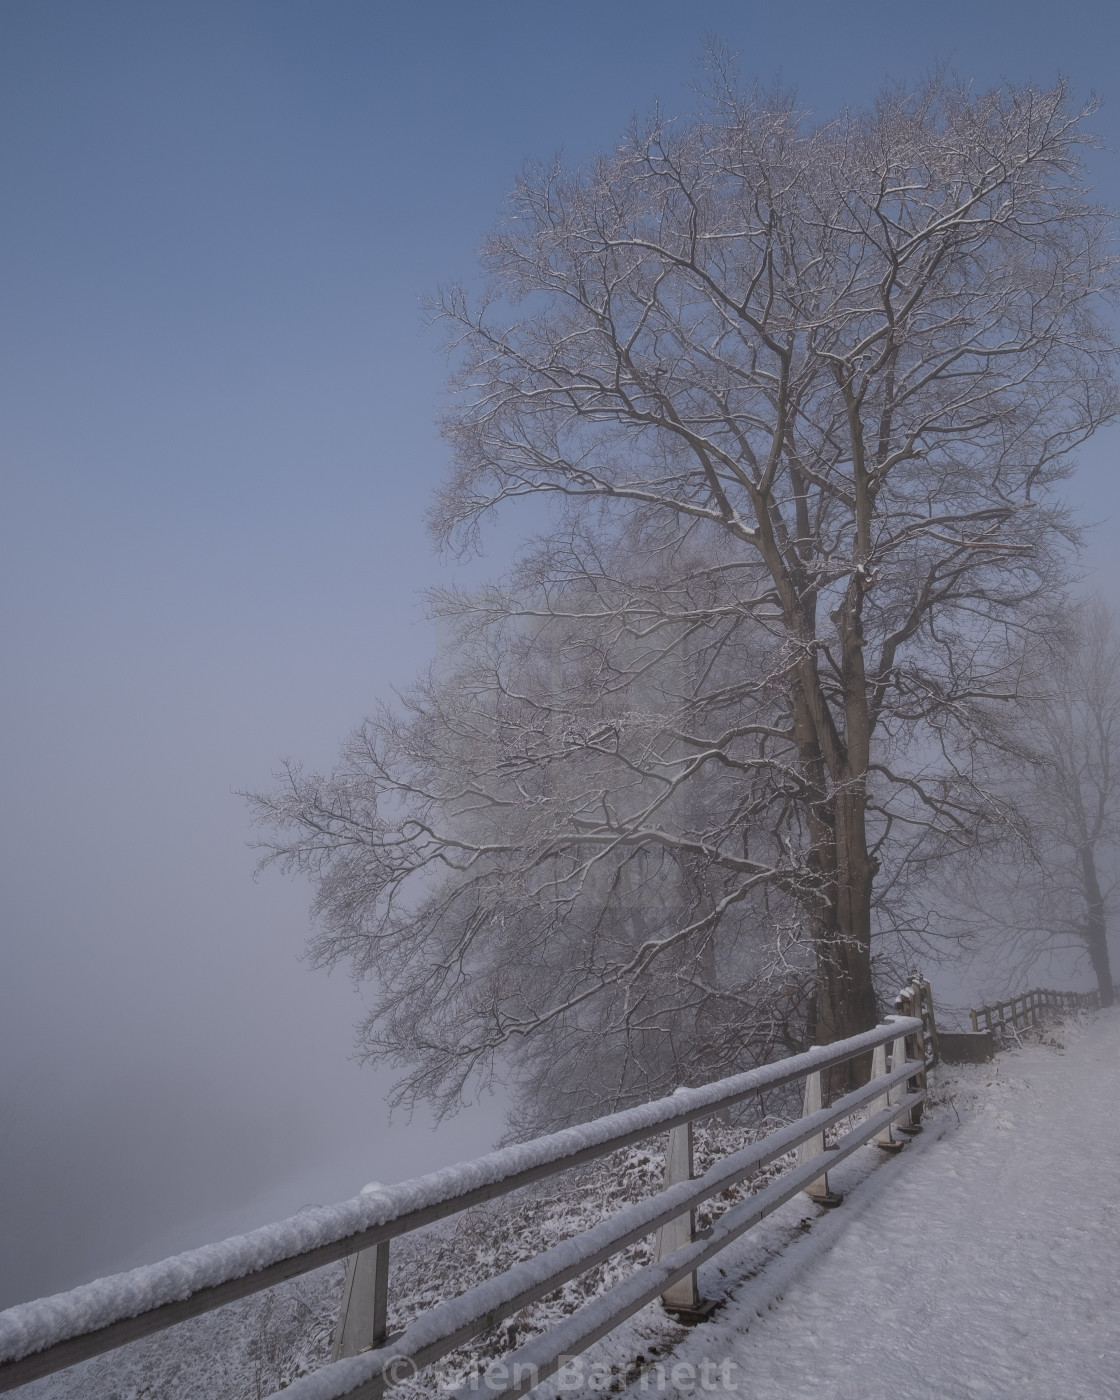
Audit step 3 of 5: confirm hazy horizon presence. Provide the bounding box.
[3,0,1119,1310]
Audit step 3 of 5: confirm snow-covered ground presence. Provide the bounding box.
[17,1009,1116,1399]
[641,1009,1120,1400]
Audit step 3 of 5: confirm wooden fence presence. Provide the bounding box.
[0,1016,927,1400]
[969,986,1103,1036]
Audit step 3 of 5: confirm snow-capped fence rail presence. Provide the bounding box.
[0,1018,925,1399]
[969,986,1103,1036]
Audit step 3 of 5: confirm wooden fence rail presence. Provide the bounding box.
[969,986,1103,1036]
[0,1016,926,1399]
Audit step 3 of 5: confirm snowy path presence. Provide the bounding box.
[651,1010,1120,1400]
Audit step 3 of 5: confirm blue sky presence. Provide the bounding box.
[2,0,1119,1306]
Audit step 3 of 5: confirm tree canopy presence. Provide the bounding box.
[251,69,1118,1122]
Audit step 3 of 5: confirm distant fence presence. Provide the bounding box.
[969,986,1104,1036]
[0,1017,927,1400]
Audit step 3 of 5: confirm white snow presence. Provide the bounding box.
[634,1009,1120,1400]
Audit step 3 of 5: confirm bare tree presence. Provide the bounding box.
[252,67,1117,1114]
[430,72,1116,1044]
[963,598,1120,1004]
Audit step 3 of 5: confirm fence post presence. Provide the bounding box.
[919,976,939,1064]
[333,1181,391,1368]
[890,1033,909,1104]
[870,1040,904,1152]
[797,1067,843,1206]
[332,1242,390,1363]
[655,1121,712,1320]
[893,985,927,1132]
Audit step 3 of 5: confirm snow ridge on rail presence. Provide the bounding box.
[0,1019,917,1367]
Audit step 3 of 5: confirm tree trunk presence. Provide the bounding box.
[790,657,879,1084]
[1079,845,1114,1007]
[812,789,879,1093]
[799,591,880,1088]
